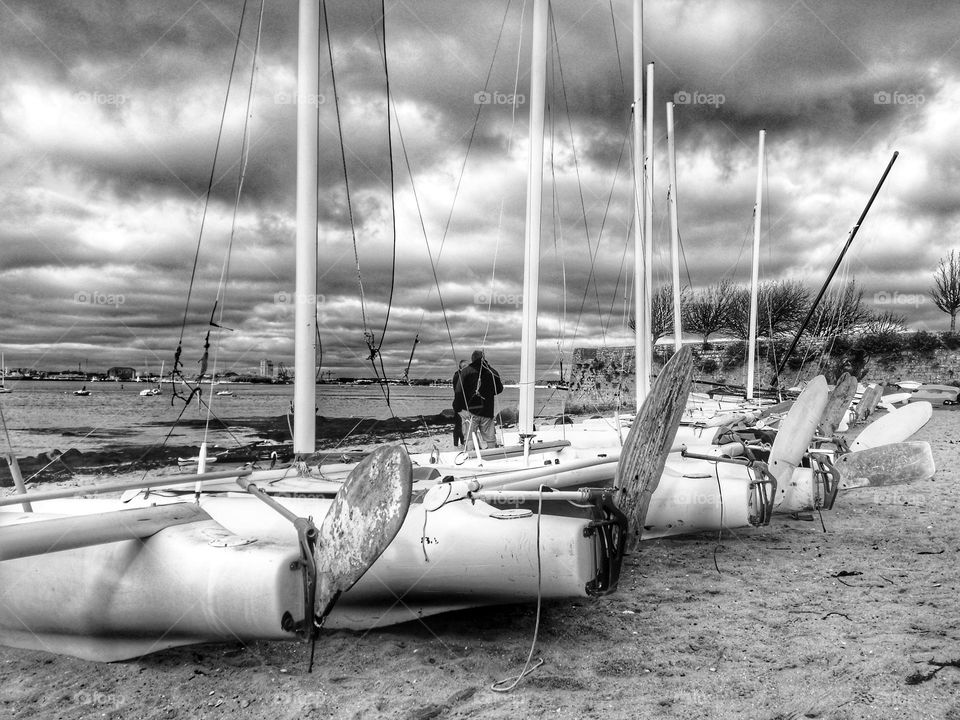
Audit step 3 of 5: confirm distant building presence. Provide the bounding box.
[46,370,86,381]
[260,359,275,378]
[106,366,137,381]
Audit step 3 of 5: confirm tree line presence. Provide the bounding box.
[642,278,906,349]
[641,246,960,348]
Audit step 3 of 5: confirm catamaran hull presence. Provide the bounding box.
[642,458,755,539]
[0,513,301,661]
[0,496,601,662]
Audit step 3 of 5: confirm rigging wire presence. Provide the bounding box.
[387,0,517,405]
[712,460,725,574]
[202,0,265,446]
[420,0,518,367]
[303,1,520,451]
[550,8,606,349]
[596,130,633,338]
[544,9,628,392]
[321,0,369,335]
[604,0,636,341]
[538,9,638,419]
[491,487,546,691]
[606,210,634,336]
[543,15,569,405]
[320,0,396,406]
[607,0,626,94]
[173,0,251,387]
[370,0,400,365]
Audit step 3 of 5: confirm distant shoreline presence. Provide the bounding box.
[0,377,570,387]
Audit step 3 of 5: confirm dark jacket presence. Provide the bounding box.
[454,359,504,418]
[452,369,466,412]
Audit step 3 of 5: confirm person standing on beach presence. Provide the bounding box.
[455,350,504,448]
[452,359,468,447]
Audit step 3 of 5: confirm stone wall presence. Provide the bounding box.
[869,349,960,385]
[567,346,636,408]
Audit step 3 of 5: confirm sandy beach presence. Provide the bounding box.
[1,408,958,720]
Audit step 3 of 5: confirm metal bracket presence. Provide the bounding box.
[809,452,840,511]
[748,461,777,526]
[293,516,320,641]
[582,490,627,597]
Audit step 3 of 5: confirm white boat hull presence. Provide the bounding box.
[0,512,300,661]
[0,491,607,661]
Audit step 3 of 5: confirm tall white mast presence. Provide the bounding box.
[746,129,765,401]
[293,0,319,454]
[518,0,548,436]
[641,62,655,396]
[666,101,682,354]
[632,0,649,409]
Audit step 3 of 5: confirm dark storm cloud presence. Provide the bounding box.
[2,0,960,377]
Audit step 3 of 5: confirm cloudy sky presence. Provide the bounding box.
[1,0,958,380]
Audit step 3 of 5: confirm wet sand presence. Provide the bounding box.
[0,413,456,487]
[1,409,959,719]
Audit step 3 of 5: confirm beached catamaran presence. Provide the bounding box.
[0,1,937,662]
[0,0,696,663]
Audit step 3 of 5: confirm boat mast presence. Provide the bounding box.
[746,129,765,400]
[293,0,319,454]
[666,101,682,354]
[633,4,655,407]
[518,0,548,437]
[642,64,654,391]
[631,0,648,408]
[775,151,899,379]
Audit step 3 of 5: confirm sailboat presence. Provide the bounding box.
[139,361,162,396]
[0,0,663,663]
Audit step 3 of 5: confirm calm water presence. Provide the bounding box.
[0,381,573,454]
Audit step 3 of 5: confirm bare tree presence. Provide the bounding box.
[651,284,685,344]
[683,278,735,347]
[726,279,810,340]
[627,284,684,347]
[809,278,868,337]
[863,309,907,335]
[930,250,960,333]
